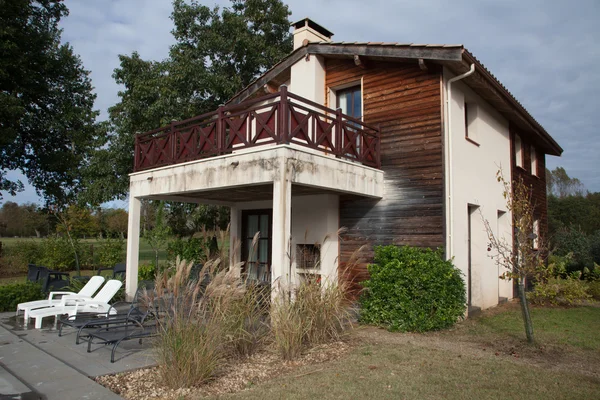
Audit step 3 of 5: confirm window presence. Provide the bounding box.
[530,145,538,176]
[533,219,540,249]
[336,85,362,120]
[464,102,479,143]
[514,134,523,167]
[296,244,321,270]
[336,85,362,158]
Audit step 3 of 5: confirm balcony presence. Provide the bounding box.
[134,87,381,172]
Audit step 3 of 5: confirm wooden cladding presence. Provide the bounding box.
[509,123,548,249]
[134,87,381,171]
[329,59,445,292]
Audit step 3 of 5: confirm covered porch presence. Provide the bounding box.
[125,88,384,298]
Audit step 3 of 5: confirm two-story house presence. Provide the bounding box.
[125,18,562,312]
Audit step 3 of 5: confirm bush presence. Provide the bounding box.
[590,230,600,265]
[96,237,125,267]
[138,263,156,281]
[0,282,44,312]
[360,246,466,332]
[553,227,593,273]
[588,281,600,300]
[166,235,217,265]
[271,277,352,360]
[529,277,591,306]
[40,236,78,271]
[0,241,43,276]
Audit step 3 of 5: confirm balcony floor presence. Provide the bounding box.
[129,145,384,204]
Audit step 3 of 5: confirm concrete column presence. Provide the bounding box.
[271,159,292,291]
[125,196,141,300]
[321,194,340,285]
[229,205,241,276]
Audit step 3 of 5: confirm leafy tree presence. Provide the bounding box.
[0,0,100,204]
[106,208,128,238]
[55,204,98,238]
[81,0,292,205]
[482,170,547,343]
[546,167,586,198]
[144,202,171,267]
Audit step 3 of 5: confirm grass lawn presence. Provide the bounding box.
[213,302,600,400]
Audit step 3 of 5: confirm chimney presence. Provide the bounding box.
[291,18,334,50]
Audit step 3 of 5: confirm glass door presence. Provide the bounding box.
[241,209,272,282]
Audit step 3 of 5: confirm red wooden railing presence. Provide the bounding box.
[134,86,381,172]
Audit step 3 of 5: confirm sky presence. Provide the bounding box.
[3,0,599,207]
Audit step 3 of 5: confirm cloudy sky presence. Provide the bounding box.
[4,0,599,206]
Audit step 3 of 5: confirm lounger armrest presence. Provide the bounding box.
[48,291,76,300]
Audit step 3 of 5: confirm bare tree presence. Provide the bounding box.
[482,170,547,343]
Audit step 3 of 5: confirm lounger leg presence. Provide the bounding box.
[87,337,93,353]
[34,317,42,329]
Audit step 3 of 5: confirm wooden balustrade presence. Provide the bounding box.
[134,86,381,172]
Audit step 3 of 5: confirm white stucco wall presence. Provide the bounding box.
[444,68,513,310]
[289,54,326,105]
[228,194,339,286]
[290,194,339,284]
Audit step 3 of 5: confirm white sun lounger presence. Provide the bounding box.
[16,275,105,320]
[28,280,123,329]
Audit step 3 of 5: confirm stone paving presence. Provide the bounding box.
[0,312,157,399]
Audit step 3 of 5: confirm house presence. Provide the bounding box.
[125,18,562,312]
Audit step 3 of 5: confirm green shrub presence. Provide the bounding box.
[529,277,591,306]
[360,246,466,332]
[138,263,156,281]
[588,281,600,300]
[0,241,44,276]
[553,227,593,273]
[166,236,217,265]
[590,230,600,265]
[96,237,125,267]
[0,282,44,312]
[40,236,79,271]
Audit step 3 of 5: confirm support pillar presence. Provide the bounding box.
[229,205,241,276]
[125,196,141,300]
[271,159,292,293]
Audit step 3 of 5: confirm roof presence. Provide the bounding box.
[226,42,562,156]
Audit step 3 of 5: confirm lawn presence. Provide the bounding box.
[211,302,600,400]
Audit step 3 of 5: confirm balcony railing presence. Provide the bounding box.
[134,86,381,172]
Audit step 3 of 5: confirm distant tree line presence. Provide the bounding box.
[0,200,228,239]
[546,167,600,273]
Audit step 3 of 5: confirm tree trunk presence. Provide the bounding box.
[517,279,534,343]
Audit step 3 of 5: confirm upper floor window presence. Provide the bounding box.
[337,85,362,120]
[533,219,540,249]
[514,134,523,168]
[464,102,479,144]
[530,145,538,176]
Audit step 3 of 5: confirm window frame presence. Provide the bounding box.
[530,145,538,176]
[514,134,523,168]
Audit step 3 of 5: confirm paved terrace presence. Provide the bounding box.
[0,312,156,399]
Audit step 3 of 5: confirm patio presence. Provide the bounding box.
[0,311,155,399]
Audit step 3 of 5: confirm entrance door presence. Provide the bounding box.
[241,210,272,282]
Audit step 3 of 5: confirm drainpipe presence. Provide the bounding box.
[445,63,475,260]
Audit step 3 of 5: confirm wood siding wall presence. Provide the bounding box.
[326,59,445,291]
[509,123,548,248]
